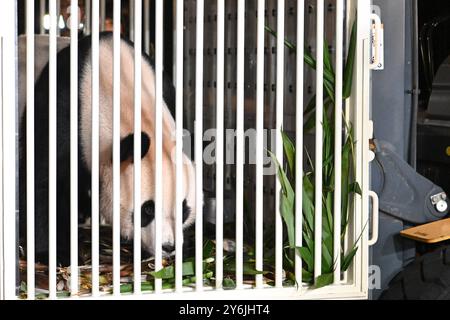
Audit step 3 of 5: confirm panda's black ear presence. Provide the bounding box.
[119,132,151,163]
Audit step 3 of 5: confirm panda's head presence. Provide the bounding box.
[110,130,197,257]
[87,36,197,258]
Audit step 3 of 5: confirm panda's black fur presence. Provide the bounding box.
[19,33,182,266]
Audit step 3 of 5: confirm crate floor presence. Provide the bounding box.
[18,226,282,298]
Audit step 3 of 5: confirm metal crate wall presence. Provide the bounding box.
[182,0,340,232]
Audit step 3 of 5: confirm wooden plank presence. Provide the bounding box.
[401,218,450,244]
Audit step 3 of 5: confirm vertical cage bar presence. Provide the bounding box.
[275,0,285,288]
[355,0,371,292]
[314,0,324,281]
[255,0,265,289]
[175,0,184,293]
[144,0,150,55]
[342,0,353,284]
[48,0,58,299]
[100,0,106,31]
[56,0,61,36]
[129,0,135,42]
[85,0,91,35]
[91,0,100,297]
[295,0,305,287]
[113,0,122,297]
[235,0,245,289]
[26,0,36,300]
[333,0,344,285]
[0,0,18,299]
[195,0,204,292]
[70,0,79,297]
[133,0,142,295]
[154,0,163,294]
[0,26,3,301]
[40,0,46,34]
[215,0,225,290]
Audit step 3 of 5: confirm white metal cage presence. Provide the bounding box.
[0,0,378,300]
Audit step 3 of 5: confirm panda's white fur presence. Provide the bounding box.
[78,37,196,255]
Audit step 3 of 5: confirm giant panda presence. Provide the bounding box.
[19,33,197,266]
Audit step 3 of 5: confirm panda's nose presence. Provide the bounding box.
[141,200,155,227]
[162,243,175,254]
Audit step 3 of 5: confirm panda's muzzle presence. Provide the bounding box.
[141,200,155,227]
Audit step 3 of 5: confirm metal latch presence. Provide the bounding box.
[370,13,384,70]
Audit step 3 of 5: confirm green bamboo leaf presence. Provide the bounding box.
[120,282,155,293]
[341,246,358,271]
[322,241,333,274]
[324,80,336,103]
[323,40,335,79]
[323,40,336,102]
[303,174,315,234]
[269,151,296,248]
[303,97,333,133]
[324,192,334,235]
[151,261,195,279]
[341,134,352,231]
[302,269,313,283]
[349,182,362,195]
[264,25,297,51]
[304,112,317,132]
[203,239,215,259]
[304,47,336,86]
[151,265,175,279]
[304,95,316,116]
[315,273,334,289]
[322,104,334,182]
[182,261,195,276]
[281,130,296,175]
[296,247,314,272]
[20,281,27,293]
[223,278,236,289]
[266,26,336,86]
[343,20,357,99]
[120,283,133,293]
[224,261,266,275]
[303,231,314,254]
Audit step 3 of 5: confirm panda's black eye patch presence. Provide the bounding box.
[141,200,155,227]
[182,200,192,224]
[118,132,151,163]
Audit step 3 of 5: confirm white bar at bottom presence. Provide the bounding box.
[70,0,79,297]
[133,0,142,295]
[295,0,305,287]
[215,0,225,290]
[112,0,122,297]
[100,0,106,31]
[91,0,100,297]
[333,0,344,285]
[144,0,150,55]
[255,0,266,288]
[129,0,135,42]
[235,0,245,290]
[85,0,91,35]
[0,0,18,299]
[26,0,36,300]
[154,0,163,294]
[175,0,185,293]
[195,0,204,292]
[314,0,324,281]
[275,0,285,288]
[255,0,265,289]
[48,0,58,299]
[40,0,46,34]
